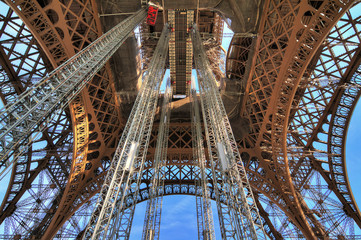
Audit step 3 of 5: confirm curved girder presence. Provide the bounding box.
[327,56,361,219]
[0,0,124,238]
[226,0,359,238]
[41,122,286,239]
[267,0,358,237]
[269,0,357,237]
[50,157,283,239]
[0,3,73,231]
[284,2,361,231]
[226,36,254,82]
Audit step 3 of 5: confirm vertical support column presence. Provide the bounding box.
[191,24,266,239]
[83,24,170,240]
[142,78,172,240]
[185,10,194,95]
[199,83,243,239]
[168,10,176,95]
[169,10,193,95]
[191,86,216,240]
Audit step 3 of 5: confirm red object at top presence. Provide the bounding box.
[147,6,158,26]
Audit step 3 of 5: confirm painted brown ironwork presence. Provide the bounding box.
[1,0,361,238]
[0,4,74,236]
[226,0,361,238]
[0,0,123,238]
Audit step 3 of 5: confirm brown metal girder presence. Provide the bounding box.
[235,143,317,236]
[280,48,361,229]
[119,186,283,239]
[151,142,284,198]
[4,0,70,67]
[238,146,325,235]
[271,0,355,236]
[227,58,248,67]
[42,79,122,238]
[56,158,285,239]
[271,44,324,189]
[38,161,204,238]
[0,111,72,220]
[30,167,106,238]
[0,44,24,100]
[303,41,361,152]
[122,162,292,238]
[326,50,361,225]
[33,144,300,239]
[39,10,122,234]
[225,37,254,76]
[40,167,108,239]
[149,148,194,155]
[288,43,361,227]
[39,140,291,239]
[237,31,262,117]
[254,193,284,239]
[28,190,65,237]
[226,37,253,83]
[0,128,72,224]
[0,34,73,226]
[2,1,71,227]
[2,0,122,237]
[242,0,355,237]
[243,1,316,235]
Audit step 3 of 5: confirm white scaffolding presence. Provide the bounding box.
[191,24,266,239]
[82,24,170,240]
[191,86,216,240]
[142,78,172,240]
[0,8,147,177]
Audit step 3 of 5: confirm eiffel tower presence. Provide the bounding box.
[0,0,361,239]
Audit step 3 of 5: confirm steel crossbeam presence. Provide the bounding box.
[191,24,266,239]
[191,87,216,240]
[0,8,147,177]
[142,78,172,240]
[82,24,170,240]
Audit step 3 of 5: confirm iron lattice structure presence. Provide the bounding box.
[0,0,360,239]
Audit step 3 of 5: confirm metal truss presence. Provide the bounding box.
[142,78,172,240]
[274,1,361,237]
[0,8,146,177]
[191,88,216,240]
[0,3,75,239]
[226,0,360,238]
[2,0,361,238]
[201,13,225,83]
[168,10,194,95]
[192,24,266,239]
[0,0,128,237]
[284,3,361,236]
[83,24,170,240]
[22,121,282,239]
[139,22,159,71]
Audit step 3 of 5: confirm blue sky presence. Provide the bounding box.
[130,196,222,239]
[346,100,361,213]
